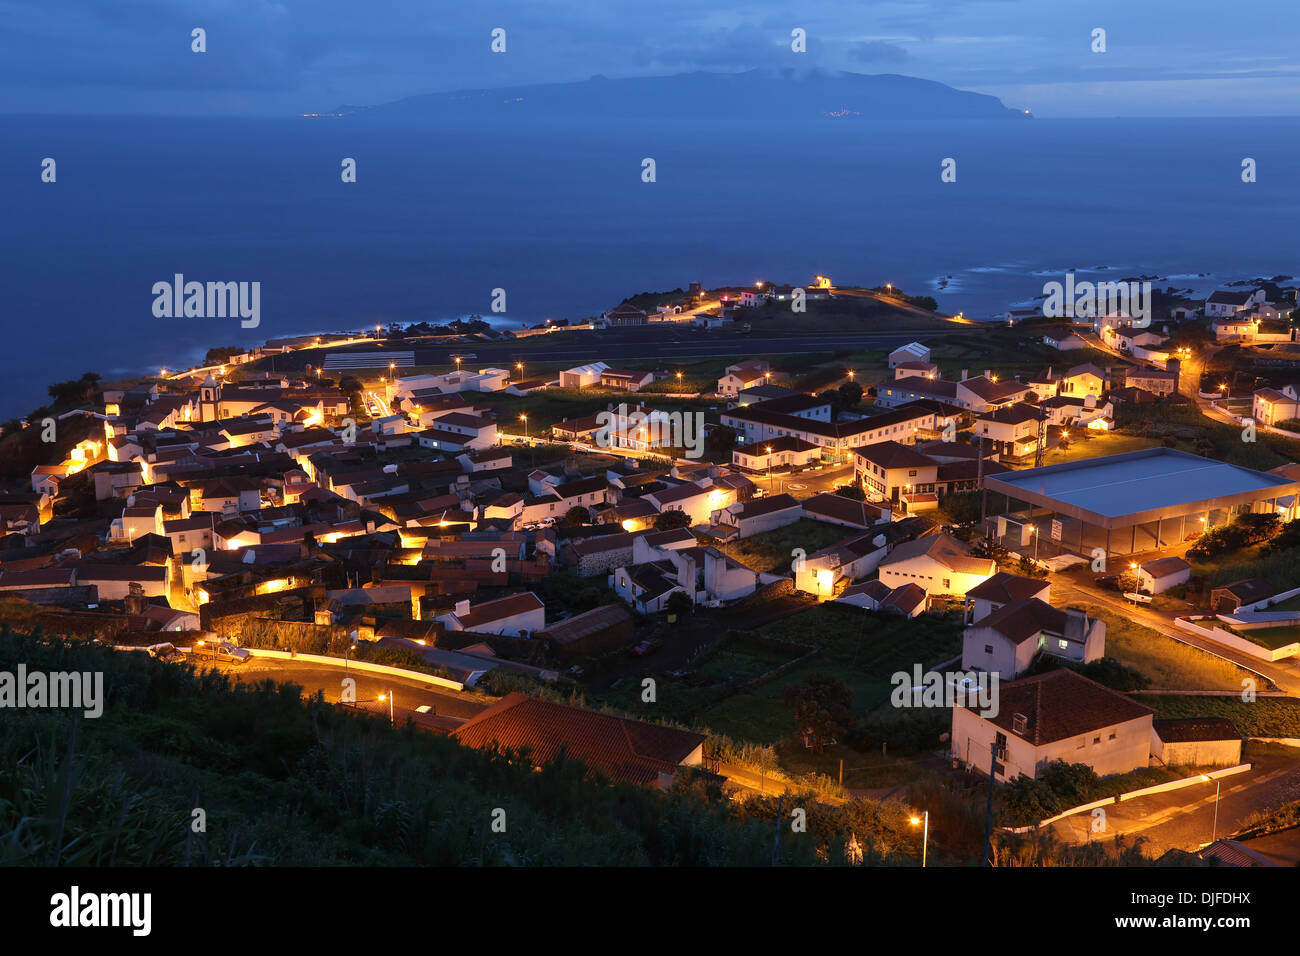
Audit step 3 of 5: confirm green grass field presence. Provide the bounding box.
[1084,606,1252,690]
[704,519,854,574]
[1139,695,1300,737]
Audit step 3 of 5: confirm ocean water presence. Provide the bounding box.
[0,113,1296,417]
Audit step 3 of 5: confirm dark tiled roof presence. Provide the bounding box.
[966,571,1049,605]
[453,693,705,785]
[966,669,1153,746]
[975,597,1067,644]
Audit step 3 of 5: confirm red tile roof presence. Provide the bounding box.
[453,693,705,786]
[966,669,1153,746]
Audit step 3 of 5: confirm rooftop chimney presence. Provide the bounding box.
[454,599,471,617]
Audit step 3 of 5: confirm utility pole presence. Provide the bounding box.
[978,433,989,525]
[1033,402,1047,469]
[982,740,998,867]
[771,794,784,867]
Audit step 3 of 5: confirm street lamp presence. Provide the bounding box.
[1030,524,1039,560]
[765,445,773,487]
[1200,774,1221,843]
[519,413,528,441]
[909,811,929,867]
[377,691,395,727]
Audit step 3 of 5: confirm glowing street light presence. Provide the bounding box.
[1200,774,1222,843]
[377,691,395,727]
[909,811,929,867]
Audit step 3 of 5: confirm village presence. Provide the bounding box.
[6,274,1300,866]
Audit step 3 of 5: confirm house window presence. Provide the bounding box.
[943,578,951,589]
[1058,639,1068,650]
[983,644,993,654]
[1092,736,1101,745]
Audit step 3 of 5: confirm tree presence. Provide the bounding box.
[666,591,694,618]
[563,506,590,527]
[654,509,692,531]
[47,372,101,405]
[971,537,1009,565]
[818,389,844,413]
[204,345,241,365]
[834,483,866,501]
[940,490,982,525]
[837,381,863,408]
[783,673,854,753]
[705,424,737,457]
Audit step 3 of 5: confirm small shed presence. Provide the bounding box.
[538,604,635,659]
[1152,717,1242,767]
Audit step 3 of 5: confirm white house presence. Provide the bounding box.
[713,493,802,538]
[1059,363,1106,398]
[951,669,1154,781]
[717,360,772,397]
[795,531,890,597]
[644,481,731,527]
[1204,288,1264,318]
[877,533,996,597]
[888,342,931,368]
[436,592,546,637]
[1137,556,1191,594]
[964,571,1051,624]
[559,362,611,389]
[961,598,1105,678]
[1253,386,1300,426]
[1041,327,1086,351]
[610,537,759,612]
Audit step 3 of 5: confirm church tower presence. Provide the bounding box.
[199,374,221,422]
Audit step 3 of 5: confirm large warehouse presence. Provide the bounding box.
[982,447,1300,560]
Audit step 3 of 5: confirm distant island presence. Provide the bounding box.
[313,68,1032,122]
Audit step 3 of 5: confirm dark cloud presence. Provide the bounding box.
[0,0,1296,116]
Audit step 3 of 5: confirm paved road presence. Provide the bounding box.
[1051,571,1300,694]
[263,324,983,375]
[1049,752,1300,855]
[190,657,489,719]
[755,464,855,498]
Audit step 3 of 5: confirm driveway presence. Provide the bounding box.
[1047,751,1300,855]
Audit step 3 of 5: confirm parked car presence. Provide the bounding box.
[630,639,663,657]
[146,642,185,664]
[192,640,250,664]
